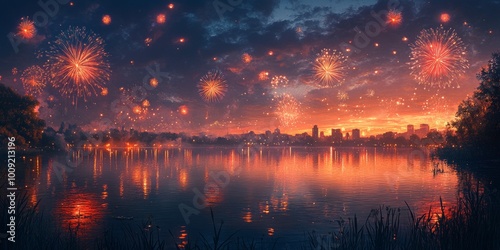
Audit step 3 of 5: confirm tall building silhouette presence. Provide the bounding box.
[407,125,414,135]
[419,124,429,137]
[352,129,360,140]
[331,129,342,143]
[312,125,319,139]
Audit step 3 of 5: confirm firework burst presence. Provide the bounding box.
[241,53,252,64]
[258,71,269,81]
[156,14,166,24]
[149,77,159,88]
[270,75,289,89]
[409,27,468,88]
[21,65,47,96]
[42,26,111,102]
[178,105,189,115]
[386,10,402,26]
[275,94,301,127]
[313,49,348,87]
[198,70,228,102]
[440,13,451,23]
[102,15,112,25]
[17,17,36,40]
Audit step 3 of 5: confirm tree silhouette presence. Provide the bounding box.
[0,83,45,147]
[451,53,500,150]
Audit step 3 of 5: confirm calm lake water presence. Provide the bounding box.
[18,147,459,248]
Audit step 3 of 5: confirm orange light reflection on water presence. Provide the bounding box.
[54,192,105,239]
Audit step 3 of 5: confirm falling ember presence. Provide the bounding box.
[179,37,185,43]
[168,3,174,9]
[21,65,47,96]
[402,36,408,42]
[313,48,348,87]
[268,51,274,56]
[42,26,111,101]
[142,99,150,107]
[275,94,301,127]
[12,67,18,75]
[102,15,111,25]
[100,87,108,96]
[337,90,349,101]
[156,14,166,24]
[149,78,159,88]
[198,70,228,102]
[144,37,152,46]
[178,105,188,115]
[409,27,468,88]
[241,53,252,63]
[366,89,375,97]
[440,13,451,23]
[17,17,36,39]
[423,93,453,127]
[386,10,403,26]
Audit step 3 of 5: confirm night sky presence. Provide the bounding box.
[1,0,499,136]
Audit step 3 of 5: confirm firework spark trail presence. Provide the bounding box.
[198,70,228,102]
[21,65,46,96]
[313,49,348,88]
[42,26,111,103]
[409,27,468,88]
[275,94,301,127]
